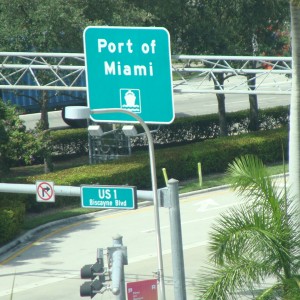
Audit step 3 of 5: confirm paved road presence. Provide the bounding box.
[0,187,242,300]
[0,175,287,300]
[20,93,290,130]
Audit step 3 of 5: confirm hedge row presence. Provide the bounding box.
[51,127,88,156]
[49,106,290,156]
[25,127,288,208]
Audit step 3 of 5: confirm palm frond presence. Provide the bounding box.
[195,155,300,299]
[195,258,273,300]
[227,155,283,214]
[256,283,283,300]
[209,204,293,269]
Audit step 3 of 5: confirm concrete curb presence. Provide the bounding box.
[0,210,103,258]
[179,184,231,199]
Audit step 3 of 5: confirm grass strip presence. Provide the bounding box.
[23,207,101,230]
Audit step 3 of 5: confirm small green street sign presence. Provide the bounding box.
[83,26,174,124]
[81,185,137,210]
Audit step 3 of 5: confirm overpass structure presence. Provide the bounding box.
[0,52,292,95]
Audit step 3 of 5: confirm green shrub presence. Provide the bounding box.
[0,199,25,245]
[48,106,290,154]
[0,111,288,212]
[50,128,88,157]
[26,127,288,208]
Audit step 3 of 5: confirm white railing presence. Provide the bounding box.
[0,52,292,94]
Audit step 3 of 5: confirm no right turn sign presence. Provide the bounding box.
[36,181,55,203]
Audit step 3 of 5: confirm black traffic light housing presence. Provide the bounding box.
[80,248,105,298]
[80,279,102,298]
[81,262,103,280]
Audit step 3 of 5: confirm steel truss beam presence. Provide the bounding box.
[0,52,292,95]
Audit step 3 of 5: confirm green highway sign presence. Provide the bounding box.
[81,185,137,210]
[83,26,174,124]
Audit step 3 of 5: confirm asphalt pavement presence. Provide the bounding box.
[0,185,233,300]
[0,176,287,299]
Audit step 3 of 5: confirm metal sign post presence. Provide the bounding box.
[90,108,166,300]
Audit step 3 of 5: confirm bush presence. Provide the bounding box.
[26,127,288,205]
[50,128,88,157]
[48,106,290,155]
[0,198,25,245]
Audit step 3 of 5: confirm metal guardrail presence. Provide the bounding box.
[0,52,292,94]
[0,182,153,200]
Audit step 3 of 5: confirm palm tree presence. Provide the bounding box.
[195,155,300,299]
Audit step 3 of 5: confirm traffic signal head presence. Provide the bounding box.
[80,279,102,298]
[80,248,106,298]
[81,248,105,280]
[81,262,103,280]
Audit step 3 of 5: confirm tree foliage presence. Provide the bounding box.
[0,0,293,164]
[0,101,41,172]
[0,0,88,52]
[84,0,155,27]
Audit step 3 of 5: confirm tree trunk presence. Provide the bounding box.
[42,129,53,174]
[214,73,228,136]
[247,67,259,131]
[248,93,259,131]
[217,93,227,136]
[38,91,53,173]
[40,90,49,131]
[289,1,300,206]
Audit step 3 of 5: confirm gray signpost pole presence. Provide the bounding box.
[110,234,126,300]
[167,179,187,300]
[90,108,166,300]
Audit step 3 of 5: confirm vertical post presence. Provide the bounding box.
[91,108,166,300]
[111,234,126,300]
[198,162,202,187]
[88,133,93,164]
[167,179,187,300]
[141,120,166,300]
[162,168,168,186]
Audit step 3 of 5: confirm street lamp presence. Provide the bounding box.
[122,125,138,137]
[91,108,166,300]
[122,125,160,137]
[88,125,104,137]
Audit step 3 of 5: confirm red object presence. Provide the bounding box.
[127,279,158,300]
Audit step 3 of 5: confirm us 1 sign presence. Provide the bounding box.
[81,185,137,210]
[83,26,174,124]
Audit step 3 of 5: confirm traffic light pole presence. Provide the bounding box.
[167,179,187,300]
[109,234,127,300]
[90,108,166,300]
